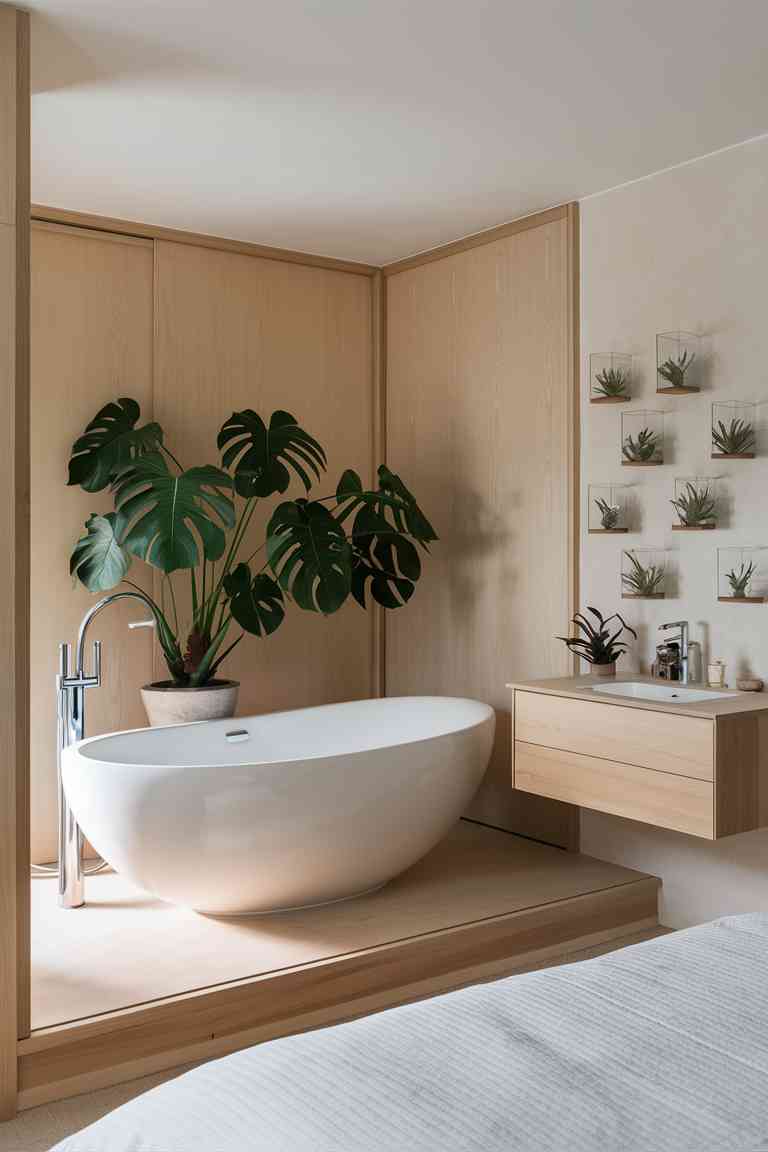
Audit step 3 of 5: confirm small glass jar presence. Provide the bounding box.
[621,410,664,467]
[621,548,668,600]
[589,353,632,404]
[671,477,719,531]
[588,483,631,532]
[711,401,757,459]
[656,331,701,394]
[717,547,767,603]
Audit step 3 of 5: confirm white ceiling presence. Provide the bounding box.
[28,0,768,265]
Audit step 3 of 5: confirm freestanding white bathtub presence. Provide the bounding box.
[62,696,495,915]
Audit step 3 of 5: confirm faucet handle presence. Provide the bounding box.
[128,618,156,630]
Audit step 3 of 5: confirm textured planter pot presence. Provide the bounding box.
[591,662,616,678]
[140,680,239,727]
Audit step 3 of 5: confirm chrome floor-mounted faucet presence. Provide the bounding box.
[56,590,157,908]
[658,619,689,685]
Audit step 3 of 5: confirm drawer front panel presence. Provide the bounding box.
[514,741,714,839]
[514,691,714,781]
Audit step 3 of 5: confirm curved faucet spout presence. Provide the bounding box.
[75,589,158,675]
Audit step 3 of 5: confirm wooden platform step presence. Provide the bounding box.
[21,820,659,1109]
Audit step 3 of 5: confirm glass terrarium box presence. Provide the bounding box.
[589,353,632,404]
[671,477,720,531]
[588,483,631,533]
[656,331,701,394]
[621,548,668,600]
[711,401,757,459]
[717,547,767,603]
[621,410,664,467]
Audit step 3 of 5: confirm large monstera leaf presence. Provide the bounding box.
[218,410,327,498]
[70,512,131,592]
[333,468,435,609]
[349,504,421,609]
[68,398,163,493]
[113,452,235,573]
[375,466,437,545]
[335,467,437,547]
[223,563,285,636]
[267,500,351,613]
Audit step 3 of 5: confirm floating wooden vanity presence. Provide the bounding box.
[510,676,768,839]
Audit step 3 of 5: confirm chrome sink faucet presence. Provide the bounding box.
[55,590,157,908]
[658,620,689,685]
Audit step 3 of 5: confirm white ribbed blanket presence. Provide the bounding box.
[52,914,768,1151]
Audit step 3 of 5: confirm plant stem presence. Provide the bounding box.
[165,574,180,636]
[159,443,185,472]
[204,498,258,631]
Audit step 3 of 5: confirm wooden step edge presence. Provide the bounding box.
[18,877,659,1110]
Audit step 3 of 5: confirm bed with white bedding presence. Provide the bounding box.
[52,914,768,1152]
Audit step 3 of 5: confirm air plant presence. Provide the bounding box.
[622,427,661,463]
[593,366,629,399]
[622,551,665,597]
[670,481,717,527]
[557,607,637,667]
[726,560,756,598]
[711,418,756,456]
[594,497,621,530]
[658,349,696,390]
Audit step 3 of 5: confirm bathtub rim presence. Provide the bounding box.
[66,695,496,772]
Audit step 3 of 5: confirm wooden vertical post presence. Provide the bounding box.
[371,270,387,697]
[0,3,30,1118]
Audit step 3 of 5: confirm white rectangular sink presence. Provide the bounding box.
[589,681,737,704]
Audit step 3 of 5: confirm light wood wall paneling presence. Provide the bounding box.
[32,206,378,278]
[385,207,580,848]
[30,224,155,865]
[152,240,375,711]
[0,2,29,1114]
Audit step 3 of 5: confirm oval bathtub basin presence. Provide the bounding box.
[62,696,495,916]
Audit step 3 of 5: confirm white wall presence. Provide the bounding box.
[579,135,768,928]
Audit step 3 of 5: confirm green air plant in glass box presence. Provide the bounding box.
[621,410,664,466]
[717,548,767,603]
[621,549,667,599]
[671,478,718,530]
[711,402,757,459]
[589,354,632,404]
[656,331,700,394]
[588,483,630,533]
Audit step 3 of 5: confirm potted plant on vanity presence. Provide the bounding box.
[67,399,436,725]
[557,607,637,677]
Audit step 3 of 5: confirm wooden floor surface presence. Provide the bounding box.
[31,819,654,1030]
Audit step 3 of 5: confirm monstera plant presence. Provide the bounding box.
[68,398,436,710]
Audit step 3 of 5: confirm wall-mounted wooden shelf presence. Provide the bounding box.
[718,596,765,604]
[621,460,663,467]
[657,385,700,395]
[590,396,628,405]
[622,593,665,600]
[712,452,755,460]
[588,528,629,534]
[672,524,716,531]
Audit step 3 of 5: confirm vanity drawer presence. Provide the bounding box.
[514,742,714,839]
[514,690,714,781]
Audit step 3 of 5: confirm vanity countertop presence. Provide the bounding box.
[507,673,768,720]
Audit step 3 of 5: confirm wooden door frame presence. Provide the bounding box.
[0,3,30,1120]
